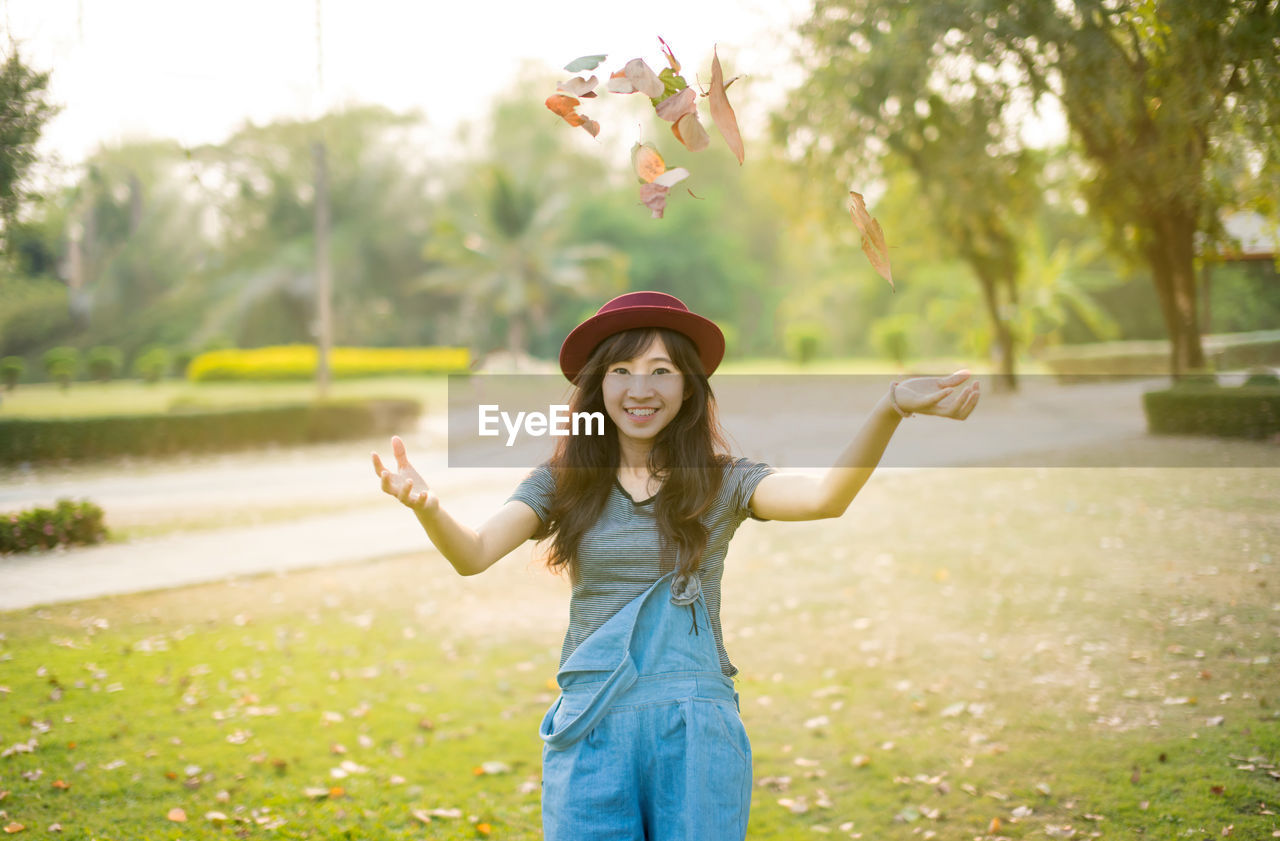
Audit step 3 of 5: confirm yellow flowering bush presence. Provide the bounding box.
[187,345,470,382]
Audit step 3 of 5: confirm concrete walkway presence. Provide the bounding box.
[0,374,1262,611]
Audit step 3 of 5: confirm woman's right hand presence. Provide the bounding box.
[372,435,438,514]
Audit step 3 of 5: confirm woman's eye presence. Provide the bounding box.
[609,367,629,375]
[653,368,671,375]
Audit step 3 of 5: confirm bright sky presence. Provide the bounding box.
[7,0,818,179]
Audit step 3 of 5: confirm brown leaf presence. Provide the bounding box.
[545,95,584,126]
[658,36,680,72]
[707,47,744,164]
[639,183,671,219]
[51,779,70,790]
[655,86,697,123]
[672,112,710,152]
[556,76,598,98]
[166,808,187,823]
[848,191,894,289]
[410,809,433,825]
[632,143,666,184]
[2,825,23,835]
[607,58,664,98]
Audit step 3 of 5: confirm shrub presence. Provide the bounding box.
[42,346,80,390]
[1143,384,1280,439]
[87,346,124,382]
[870,315,913,368]
[133,345,172,383]
[784,324,827,366]
[0,498,107,555]
[1,356,24,390]
[0,398,421,465]
[186,345,470,382]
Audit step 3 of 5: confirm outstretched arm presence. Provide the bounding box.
[746,371,979,521]
[373,436,541,576]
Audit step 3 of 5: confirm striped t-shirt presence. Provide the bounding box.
[507,457,774,679]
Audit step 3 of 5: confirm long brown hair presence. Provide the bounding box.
[535,327,731,584]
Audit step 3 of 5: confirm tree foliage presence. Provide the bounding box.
[0,44,58,255]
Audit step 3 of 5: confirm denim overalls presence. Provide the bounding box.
[539,570,753,840]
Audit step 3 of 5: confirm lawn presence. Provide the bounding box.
[1,454,1277,839]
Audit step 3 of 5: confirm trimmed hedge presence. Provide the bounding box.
[1043,329,1280,381]
[2,499,107,555]
[1143,383,1280,439]
[187,345,470,382]
[0,398,421,465]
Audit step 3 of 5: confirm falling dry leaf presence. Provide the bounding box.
[673,112,710,152]
[632,143,666,183]
[166,808,187,823]
[640,183,671,219]
[557,76,599,98]
[848,191,894,289]
[654,87,697,123]
[544,95,600,138]
[608,58,664,98]
[658,36,680,72]
[654,168,689,188]
[564,54,607,73]
[707,47,744,164]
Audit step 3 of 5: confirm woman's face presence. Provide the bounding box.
[601,335,686,443]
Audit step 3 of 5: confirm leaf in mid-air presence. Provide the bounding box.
[672,112,710,152]
[564,54,607,72]
[849,191,894,289]
[658,36,681,73]
[708,47,744,164]
[557,76,598,98]
[607,58,664,98]
[639,183,671,218]
[653,67,689,105]
[631,143,667,184]
[654,87,697,123]
[545,94,599,137]
[653,167,689,188]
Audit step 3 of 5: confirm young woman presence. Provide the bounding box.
[372,291,979,840]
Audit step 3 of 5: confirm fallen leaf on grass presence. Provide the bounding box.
[2,824,23,835]
[166,808,187,823]
[707,47,744,164]
[51,779,70,790]
[473,761,511,776]
[988,817,1002,833]
[46,825,60,833]
[849,191,893,289]
[476,823,492,835]
[205,812,228,825]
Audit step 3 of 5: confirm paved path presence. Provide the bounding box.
[0,374,1261,611]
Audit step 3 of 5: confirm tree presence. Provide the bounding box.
[777,0,1043,388]
[785,0,1280,377]
[0,43,58,256]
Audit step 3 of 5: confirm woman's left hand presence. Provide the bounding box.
[894,370,980,420]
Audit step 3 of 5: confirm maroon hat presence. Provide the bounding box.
[559,291,725,383]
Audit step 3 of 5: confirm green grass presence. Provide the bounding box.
[0,377,449,420]
[1,456,1277,838]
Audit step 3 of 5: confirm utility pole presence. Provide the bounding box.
[313,0,333,398]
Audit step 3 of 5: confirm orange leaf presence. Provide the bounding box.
[654,87,697,124]
[672,112,710,152]
[631,143,666,184]
[2,824,23,835]
[708,47,744,164]
[328,786,345,798]
[545,94,582,123]
[848,191,894,289]
[989,817,1002,833]
[476,823,492,835]
[51,779,71,790]
[166,808,187,823]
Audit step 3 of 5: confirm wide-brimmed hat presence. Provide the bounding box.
[558,291,725,383]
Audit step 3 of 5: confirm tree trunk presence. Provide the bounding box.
[1145,209,1207,378]
[977,270,1018,392]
